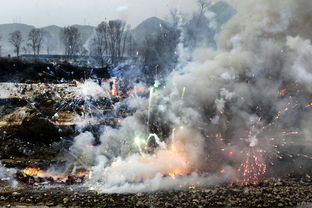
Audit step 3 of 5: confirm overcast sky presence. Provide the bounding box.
[0,0,198,28]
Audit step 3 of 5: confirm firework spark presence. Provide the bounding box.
[232,98,306,184]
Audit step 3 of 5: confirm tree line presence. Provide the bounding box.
[0,0,231,74]
[4,19,133,64]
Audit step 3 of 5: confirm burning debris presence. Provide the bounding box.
[16,167,88,185]
[110,77,118,97]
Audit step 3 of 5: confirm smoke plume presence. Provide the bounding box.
[70,0,312,192]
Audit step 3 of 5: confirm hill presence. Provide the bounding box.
[131,17,173,47]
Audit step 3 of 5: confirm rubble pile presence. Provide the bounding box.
[0,81,115,168]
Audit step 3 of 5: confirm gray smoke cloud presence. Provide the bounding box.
[0,163,17,187]
[69,0,312,192]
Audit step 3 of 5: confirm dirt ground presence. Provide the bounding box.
[1,178,312,207]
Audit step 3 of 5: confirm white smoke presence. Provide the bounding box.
[85,127,235,193]
[76,79,110,100]
[0,163,17,187]
[70,0,312,192]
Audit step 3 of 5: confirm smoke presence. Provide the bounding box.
[0,163,17,187]
[85,127,235,193]
[0,83,19,99]
[69,0,312,192]
[76,79,110,100]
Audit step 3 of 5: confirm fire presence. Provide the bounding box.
[168,172,177,179]
[279,89,288,97]
[163,127,201,180]
[110,77,118,97]
[18,167,90,185]
[168,169,185,179]
[22,168,44,177]
[189,185,196,190]
[306,103,312,107]
[76,170,88,178]
[165,144,194,179]
[20,167,89,180]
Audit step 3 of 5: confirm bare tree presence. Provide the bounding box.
[22,46,29,55]
[91,21,109,67]
[183,0,215,49]
[9,30,23,57]
[197,0,212,24]
[61,26,82,58]
[91,20,129,65]
[107,20,127,64]
[80,46,88,56]
[127,34,136,57]
[90,20,130,67]
[166,9,183,47]
[121,25,131,58]
[28,28,43,56]
[140,23,179,76]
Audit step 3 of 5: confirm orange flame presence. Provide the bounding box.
[306,103,312,107]
[111,78,118,97]
[189,185,196,190]
[76,171,88,178]
[165,142,194,179]
[168,172,177,179]
[279,89,288,97]
[22,168,44,177]
[168,169,185,179]
[21,167,89,180]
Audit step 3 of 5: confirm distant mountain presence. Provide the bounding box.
[131,17,173,47]
[0,23,95,56]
